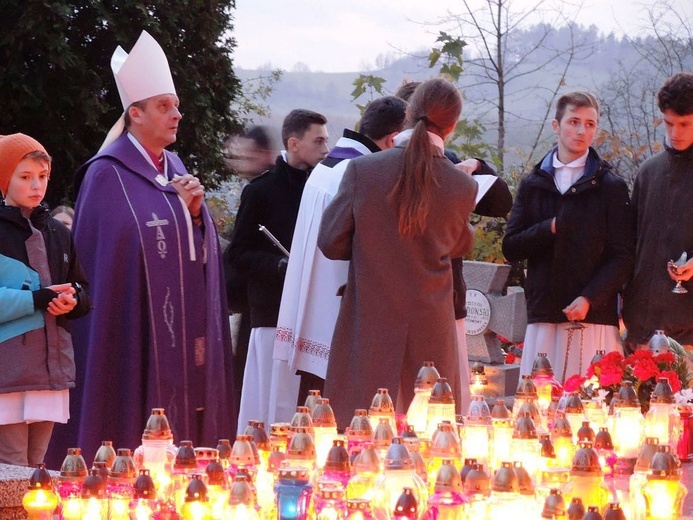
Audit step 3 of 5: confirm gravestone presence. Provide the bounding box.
[464,261,526,395]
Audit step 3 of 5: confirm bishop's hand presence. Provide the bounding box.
[171,174,205,219]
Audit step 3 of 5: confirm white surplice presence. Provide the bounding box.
[270,135,375,420]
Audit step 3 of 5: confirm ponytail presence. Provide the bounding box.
[389,77,461,237]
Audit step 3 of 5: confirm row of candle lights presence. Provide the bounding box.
[22,354,688,519]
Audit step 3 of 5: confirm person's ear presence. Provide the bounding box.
[552,119,560,134]
[386,132,399,149]
[287,136,298,153]
[129,105,144,125]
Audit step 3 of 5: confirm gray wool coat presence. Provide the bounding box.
[317,144,478,431]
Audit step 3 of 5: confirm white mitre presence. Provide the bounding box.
[100,31,177,151]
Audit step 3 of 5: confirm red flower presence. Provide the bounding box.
[632,358,660,382]
[496,334,510,344]
[625,349,654,366]
[600,366,625,387]
[564,374,586,393]
[551,379,564,398]
[661,370,682,393]
[654,351,676,365]
[602,351,626,367]
[587,351,624,385]
[505,352,516,364]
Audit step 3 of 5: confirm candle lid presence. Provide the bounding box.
[531,353,554,377]
[414,361,441,390]
[429,378,455,404]
[142,408,173,440]
[82,469,105,498]
[28,463,53,491]
[392,487,417,517]
[184,474,208,502]
[175,440,198,468]
[635,437,661,472]
[512,412,538,439]
[370,388,395,413]
[604,502,626,520]
[110,448,136,479]
[434,458,463,493]
[93,440,116,468]
[650,377,675,404]
[577,421,595,442]
[133,469,156,499]
[491,462,519,493]
[60,447,88,478]
[312,398,337,427]
[541,488,566,519]
[383,437,413,470]
[277,467,310,482]
[513,461,535,495]
[515,375,538,397]
[323,439,350,471]
[567,497,585,520]
[571,442,602,475]
[594,427,614,450]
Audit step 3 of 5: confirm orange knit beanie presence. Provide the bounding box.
[0,133,48,196]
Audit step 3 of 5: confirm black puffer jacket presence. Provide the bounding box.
[0,203,90,393]
[502,147,634,325]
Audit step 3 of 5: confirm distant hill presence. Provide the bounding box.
[234,23,689,175]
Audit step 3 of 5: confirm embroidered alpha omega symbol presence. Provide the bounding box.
[146,213,170,259]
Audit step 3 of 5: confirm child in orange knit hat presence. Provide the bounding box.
[0,133,90,466]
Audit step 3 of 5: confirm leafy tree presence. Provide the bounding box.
[350,74,387,113]
[0,0,242,207]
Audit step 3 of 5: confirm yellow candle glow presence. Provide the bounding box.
[22,489,58,520]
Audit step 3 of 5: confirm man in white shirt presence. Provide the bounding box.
[502,91,634,381]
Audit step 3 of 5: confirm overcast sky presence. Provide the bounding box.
[232,0,692,73]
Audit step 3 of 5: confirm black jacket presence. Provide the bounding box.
[226,155,309,327]
[502,147,634,325]
[452,159,513,319]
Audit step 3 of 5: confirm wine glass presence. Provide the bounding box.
[668,252,688,294]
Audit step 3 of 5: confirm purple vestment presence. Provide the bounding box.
[55,134,234,460]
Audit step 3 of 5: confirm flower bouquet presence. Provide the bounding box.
[563,341,690,413]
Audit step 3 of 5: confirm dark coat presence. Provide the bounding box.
[226,155,309,328]
[318,144,477,430]
[0,204,90,393]
[502,147,634,325]
[623,144,693,345]
[452,160,513,319]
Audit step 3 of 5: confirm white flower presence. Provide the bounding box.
[674,388,693,404]
[594,389,610,404]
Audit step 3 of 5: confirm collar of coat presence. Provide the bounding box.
[74,132,185,198]
[664,141,693,161]
[529,146,612,193]
[0,203,51,231]
[253,154,309,188]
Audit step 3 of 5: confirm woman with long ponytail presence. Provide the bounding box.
[318,77,478,430]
